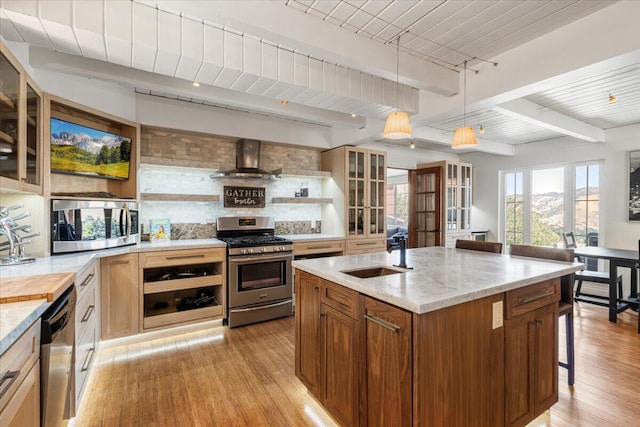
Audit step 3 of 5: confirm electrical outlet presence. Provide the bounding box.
[492,301,503,329]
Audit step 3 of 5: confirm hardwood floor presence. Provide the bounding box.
[74,304,639,427]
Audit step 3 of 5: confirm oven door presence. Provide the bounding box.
[228,252,293,308]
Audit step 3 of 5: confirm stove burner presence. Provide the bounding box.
[219,235,291,248]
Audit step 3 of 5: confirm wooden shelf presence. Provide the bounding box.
[26,115,36,127]
[281,171,333,178]
[0,92,16,110]
[140,193,220,202]
[271,197,333,204]
[143,303,223,329]
[0,129,16,144]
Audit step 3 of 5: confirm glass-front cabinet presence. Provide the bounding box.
[346,148,386,239]
[0,41,42,193]
[446,162,472,233]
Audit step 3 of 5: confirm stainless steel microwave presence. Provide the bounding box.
[51,199,139,254]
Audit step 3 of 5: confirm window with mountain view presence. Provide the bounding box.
[574,164,599,245]
[532,167,564,246]
[505,172,524,245]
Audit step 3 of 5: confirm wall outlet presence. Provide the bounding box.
[492,301,503,329]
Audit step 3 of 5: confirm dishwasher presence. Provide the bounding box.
[41,284,76,427]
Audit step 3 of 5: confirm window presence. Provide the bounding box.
[504,172,524,245]
[386,168,409,226]
[501,162,600,248]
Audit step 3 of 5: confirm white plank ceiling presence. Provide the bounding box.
[1,0,638,155]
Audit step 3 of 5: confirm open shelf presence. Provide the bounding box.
[140,193,220,202]
[143,274,222,294]
[271,197,332,204]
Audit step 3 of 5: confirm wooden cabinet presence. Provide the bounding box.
[505,279,560,427]
[293,239,344,258]
[101,253,139,340]
[74,260,99,412]
[361,296,412,427]
[0,320,40,427]
[139,248,225,331]
[414,161,472,247]
[0,41,43,193]
[295,271,360,426]
[322,146,387,254]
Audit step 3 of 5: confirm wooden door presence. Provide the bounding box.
[505,311,535,427]
[322,303,359,427]
[367,151,386,239]
[295,271,322,398]
[362,297,412,427]
[101,253,139,340]
[409,166,441,248]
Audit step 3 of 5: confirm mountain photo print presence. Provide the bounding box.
[629,150,640,221]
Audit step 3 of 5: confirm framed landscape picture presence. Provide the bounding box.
[629,150,640,221]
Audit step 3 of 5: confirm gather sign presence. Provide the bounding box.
[224,186,265,208]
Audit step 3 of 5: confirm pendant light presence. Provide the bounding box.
[383,36,412,140]
[451,60,477,149]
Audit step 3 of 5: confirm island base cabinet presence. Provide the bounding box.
[322,304,359,427]
[101,253,139,340]
[505,303,559,427]
[413,294,505,427]
[295,271,322,398]
[361,296,412,427]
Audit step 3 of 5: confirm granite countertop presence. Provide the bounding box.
[0,299,48,354]
[292,247,583,314]
[279,234,344,242]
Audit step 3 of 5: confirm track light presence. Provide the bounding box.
[281,100,289,105]
[479,125,485,134]
[192,82,200,87]
[608,93,617,104]
[410,141,415,149]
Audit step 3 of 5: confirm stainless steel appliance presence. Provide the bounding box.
[41,284,76,427]
[217,216,293,328]
[51,199,139,254]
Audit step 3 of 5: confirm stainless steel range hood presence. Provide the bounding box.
[211,139,281,180]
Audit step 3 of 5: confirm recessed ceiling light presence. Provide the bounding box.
[281,100,289,105]
[351,113,356,118]
[192,82,200,87]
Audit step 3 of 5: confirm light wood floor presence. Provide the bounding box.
[75,304,639,427]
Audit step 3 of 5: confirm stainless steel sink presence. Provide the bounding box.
[341,266,404,279]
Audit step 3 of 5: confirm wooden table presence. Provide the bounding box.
[574,246,639,322]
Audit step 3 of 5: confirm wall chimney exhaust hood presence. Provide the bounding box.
[210,139,281,180]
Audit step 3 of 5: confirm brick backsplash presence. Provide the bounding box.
[140,127,326,236]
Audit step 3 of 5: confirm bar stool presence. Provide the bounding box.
[455,239,503,254]
[510,244,576,385]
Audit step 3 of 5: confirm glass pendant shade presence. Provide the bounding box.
[383,111,412,139]
[451,126,478,149]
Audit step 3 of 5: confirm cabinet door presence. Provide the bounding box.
[362,297,412,427]
[459,163,472,231]
[505,310,535,427]
[409,167,441,247]
[0,49,20,182]
[367,151,386,238]
[101,253,139,340]
[533,303,558,415]
[322,303,359,427]
[346,148,367,237]
[295,271,322,398]
[446,162,458,232]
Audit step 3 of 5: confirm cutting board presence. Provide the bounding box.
[0,272,75,303]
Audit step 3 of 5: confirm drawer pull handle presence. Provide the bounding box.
[80,273,95,287]
[0,370,20,400]
[81,347,96,372]
[166,254,206,260]
[357,242,378,246]
[364,313,400,332]
[518,289,555,304]
[110,260,130,265]
[306,245,333,250]
[81,305,95,323]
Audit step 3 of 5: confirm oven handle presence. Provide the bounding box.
[229,300,292,313]
[230,254,292,263]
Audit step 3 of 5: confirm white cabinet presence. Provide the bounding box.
[322,146,387,254]
[74,260,100,413]
[417,161,473,247]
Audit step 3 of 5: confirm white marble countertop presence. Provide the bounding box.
[292,247,583,314]
[0,299,48,354]
[279,234,344,242]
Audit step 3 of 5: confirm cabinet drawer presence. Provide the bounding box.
[506,279,560,319]
[346,238,385,253]
[322,280,359,319]
[75,321,97,404]
[0,320,40,413]
[76,284,97,341]
[294,240,344,256]
[76,261,98,300]
[140,248,225,268]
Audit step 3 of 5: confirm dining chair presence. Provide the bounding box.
[509,244,576,385]
[562,232,623,306]
[455,239,503,254]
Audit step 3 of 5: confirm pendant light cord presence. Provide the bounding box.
[463,60,467,127]
[396,36,400,112]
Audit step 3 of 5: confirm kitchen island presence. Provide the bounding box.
[292,247,583,427]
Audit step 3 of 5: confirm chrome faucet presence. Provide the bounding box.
[0,204,38,265]
[388,235,412,270]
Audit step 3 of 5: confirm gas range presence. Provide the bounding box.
[216,217,292,256]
